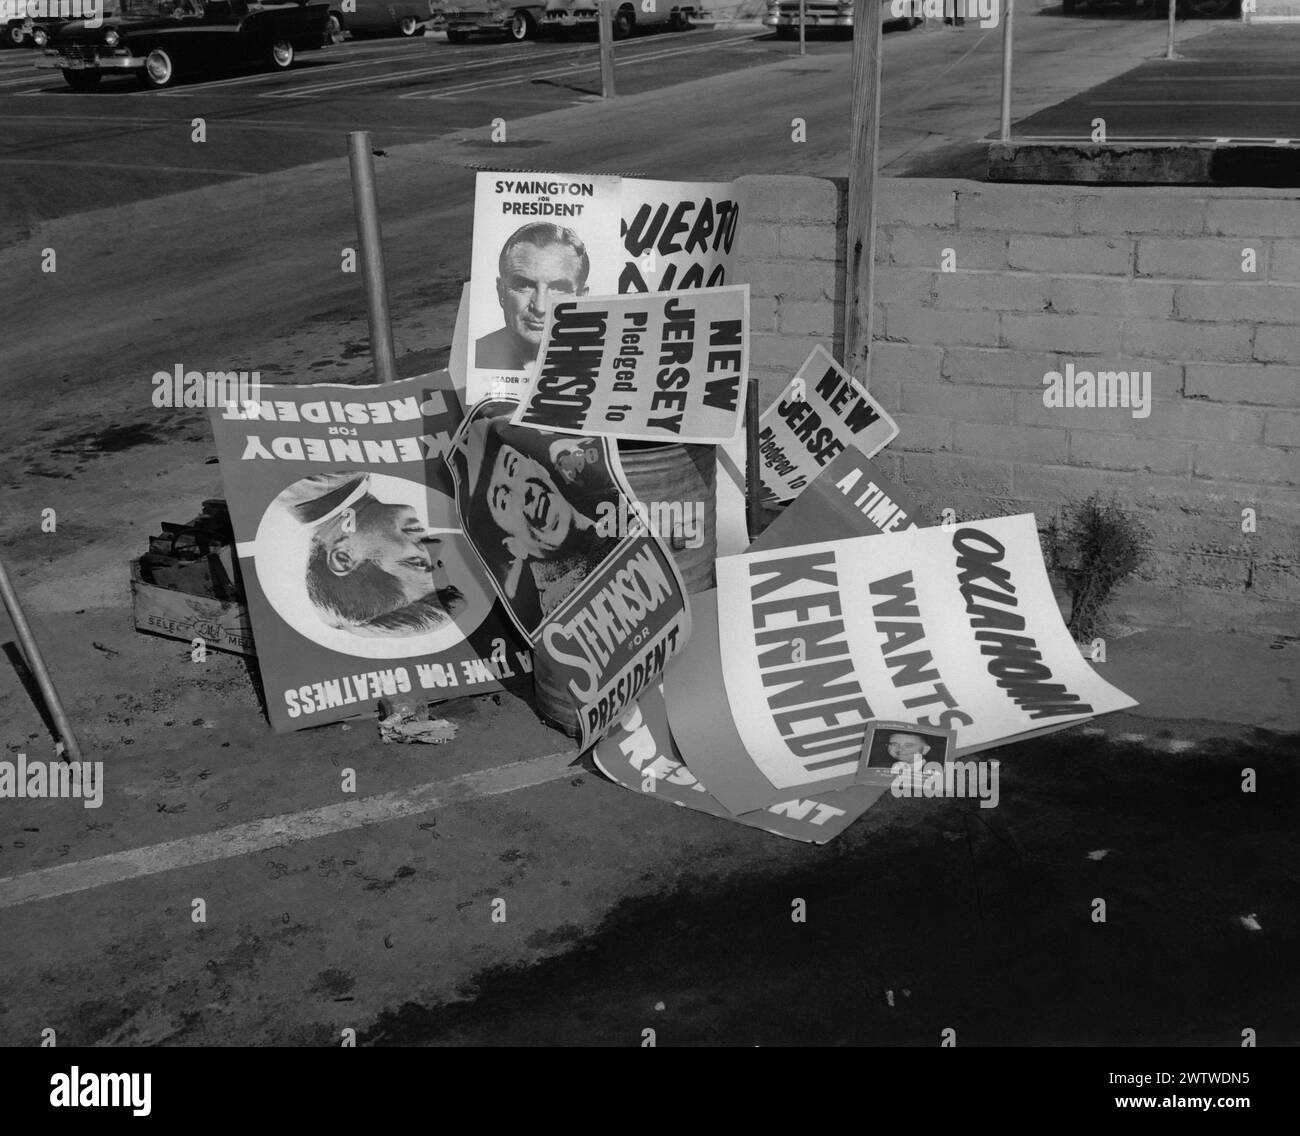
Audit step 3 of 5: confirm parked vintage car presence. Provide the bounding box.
[38,0,330,88]
[429,0,547,42]
[323,0,428,39]
[542,0,695,39]
[764,0,921,37]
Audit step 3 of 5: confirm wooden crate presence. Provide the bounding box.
[130,558,256,658]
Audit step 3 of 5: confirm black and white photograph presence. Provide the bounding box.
[0,0,1296,1097]
[860,719,955,772]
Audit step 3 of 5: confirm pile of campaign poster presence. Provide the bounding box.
[446,397,690,752]
[207,373,529,733]
[199,164,1136,847]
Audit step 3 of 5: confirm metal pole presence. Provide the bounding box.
[999,0,1013,142]
[745,378,762,541]
[598,0,616,98]
[1165,0,1176,61]
[799,0,805,55]
[843,0,883,377]
[347,130,398,385]
[0,555,83,764]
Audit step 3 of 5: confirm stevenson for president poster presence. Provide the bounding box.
[207,373,528,733]
[445,397,691,751]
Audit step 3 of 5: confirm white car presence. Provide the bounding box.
[764,0,922,37]
[543,0,696,39]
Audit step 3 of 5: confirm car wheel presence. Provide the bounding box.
[669,9,692,29]
[508,11,535,40]
[140,47,176,87]
[326,11,344,37]
[267,39,294,70]
[63,69,102,90]
[399,15,423,35]
[5,23,27,47]
[612,7,633,38]
[447,28,470,43]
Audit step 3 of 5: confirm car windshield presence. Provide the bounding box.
[119,0,204,15]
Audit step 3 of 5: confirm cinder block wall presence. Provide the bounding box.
[735,175,1300,632]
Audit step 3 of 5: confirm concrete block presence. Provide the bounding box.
[883,305,1000,348]
[1008,234,1133,275]
[1123,319,1253,363]
[1254,325,1300,365]
[1069,432,1194,474]
[1076,190,1207,236]
[900,381,1014,424]
[954,421,1068,464]
[1183,362,1300,407]
[943,346,1059,388]
[867,340,943,385]
[1173,282,1300,324]
[778,223,838,262]
[1136,238,1263,281]
[1049,278,1175,318]
[933,272,1049,313]
[887,229,1009,271]
[1003,313,1122,354]
[1194,442,1299,485]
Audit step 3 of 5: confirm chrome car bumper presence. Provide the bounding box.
[763,12,855,26]
[38,54,144,70]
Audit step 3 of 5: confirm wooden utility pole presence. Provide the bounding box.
[598,0,616,98]
[843,0,884,379]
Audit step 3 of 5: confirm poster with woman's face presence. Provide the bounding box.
[445,397,624,641]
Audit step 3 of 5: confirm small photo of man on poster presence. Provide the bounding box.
[448,402,625,639]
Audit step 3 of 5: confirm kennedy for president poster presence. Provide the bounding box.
[207,373,528,733]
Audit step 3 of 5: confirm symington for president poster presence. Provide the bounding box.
[446,397,691,750]
[467,172,746,406]
[468,172,623,404]
[207,372,529,734]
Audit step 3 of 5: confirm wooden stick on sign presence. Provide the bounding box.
[843,0,883,381]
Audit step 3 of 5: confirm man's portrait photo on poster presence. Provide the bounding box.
[859,720,957,780]
[474,222,591,373]
[448,400,626,640]
[252,471,497,656]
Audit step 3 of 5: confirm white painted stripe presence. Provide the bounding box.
[0,749,579,910]
[264,46,562,98]
[409,35,759,100]
[0,157,256,176]
[1092,100,1300,107]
